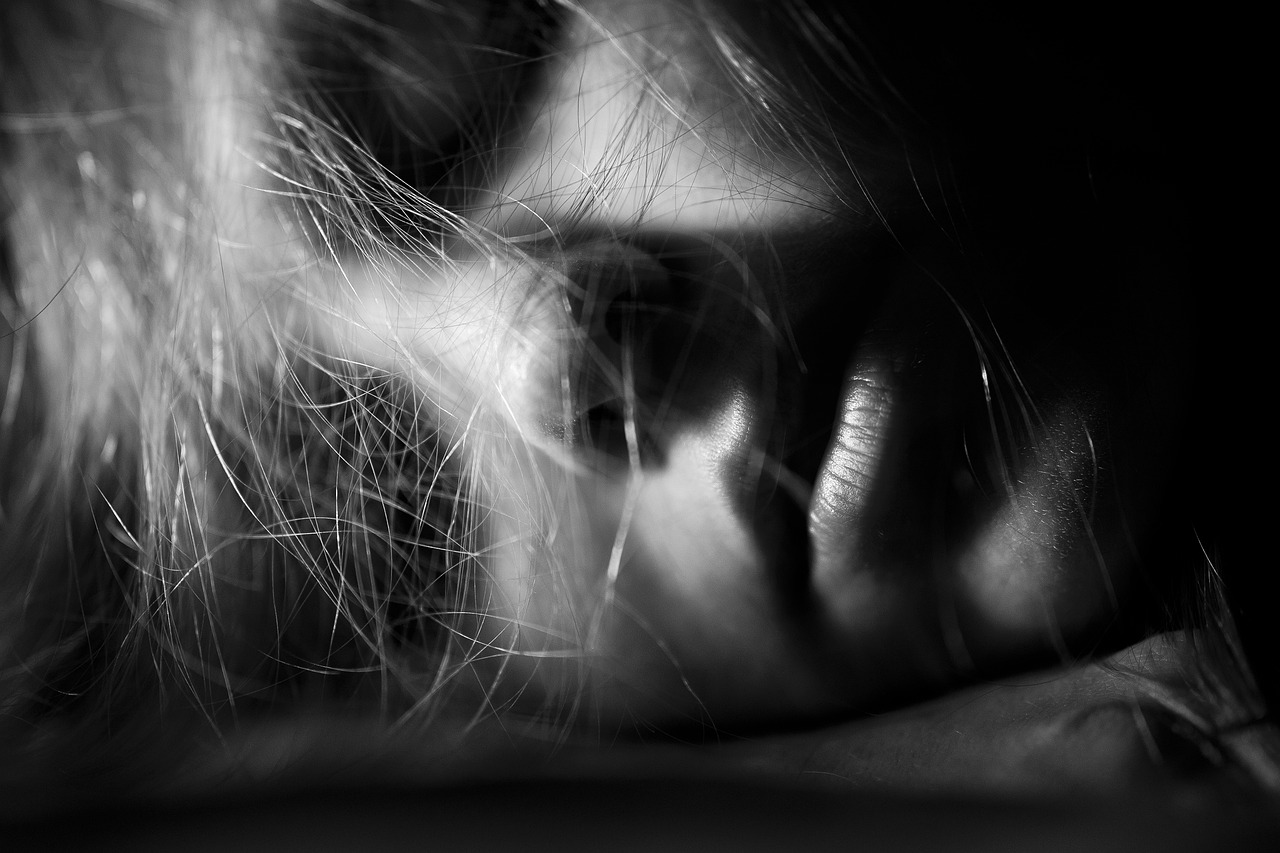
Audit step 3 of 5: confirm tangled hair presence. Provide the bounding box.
[0,0,1271,818]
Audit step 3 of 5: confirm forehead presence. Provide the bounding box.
[472,0,847,235]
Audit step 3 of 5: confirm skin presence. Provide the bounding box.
[0,6,1251,841]
[319,0,1193,735]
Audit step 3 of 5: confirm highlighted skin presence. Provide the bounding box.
[0,1,1268,840]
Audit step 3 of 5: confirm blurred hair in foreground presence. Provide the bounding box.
[0,0,1272,848]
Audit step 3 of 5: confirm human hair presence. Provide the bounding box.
[0,0,1273,838]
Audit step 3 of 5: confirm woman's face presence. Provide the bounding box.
[304,0,1194,734]
[1,0,1234,809]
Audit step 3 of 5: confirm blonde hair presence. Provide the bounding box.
[0,0,1267,794]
